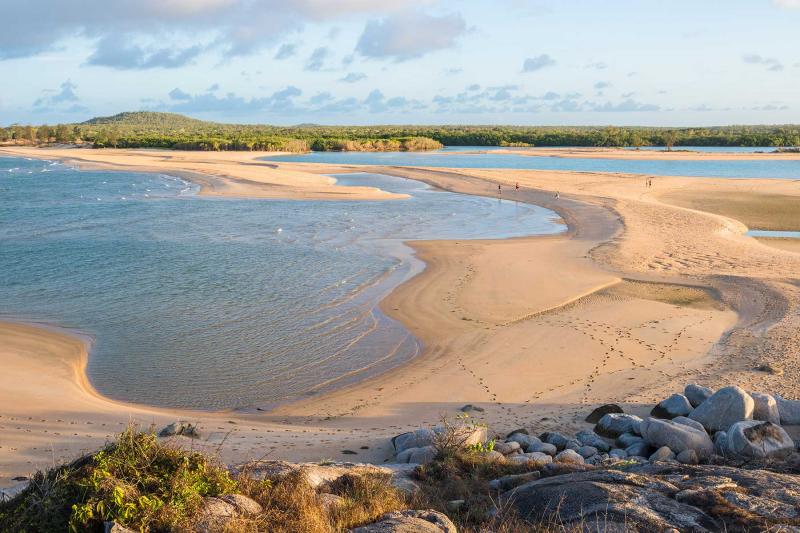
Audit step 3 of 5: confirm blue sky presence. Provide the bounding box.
[1,0,798,126]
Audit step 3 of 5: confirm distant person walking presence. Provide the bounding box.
[555,191,560,199]
[515,182,520,191]
[498,184,502,194]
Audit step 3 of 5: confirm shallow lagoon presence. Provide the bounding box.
[0,157,562,410]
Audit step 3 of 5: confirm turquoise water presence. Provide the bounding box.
[748,230,800,238]
[0,156,562,410]
[266,150,800,179]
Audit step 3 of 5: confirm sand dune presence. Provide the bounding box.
[2,148,800,488]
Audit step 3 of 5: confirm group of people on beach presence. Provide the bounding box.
[497,183,520,194]
[497,182,559,199]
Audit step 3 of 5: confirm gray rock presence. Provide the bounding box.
[539,431,570,450]
[350,509,457,533]
[649,446,676,462]
[231,460,418,495]
[393,424,487,454]
[640,417,714,461]
[397,446,437,464]
[750,392,780,425]
[608,448,628,459]
[197,496,237,533]
[527,441,557,456]
[688,386,754,433]
[395,448,415,463]
[577,446,598,459]
[676,449,699,465]
[506,454,533,465]
[616,432,644,448]
[499,467,718,530]
[774,395,800,425]
[220,494,262,516]
[318,493,345,512]
[585,403,624,423]
[713,431,728,456]
[392,429,436,453]
[564,439,582,451]
[158,421,200,438]
[684,384,713,408]
[408,446,438,464]
[507,433,538,449]
[433,424,488,448]
[595,413,643,438]
[651,394,693,419]
[489,471,541,491]
[483,450,506,463]
[726,420,794,460]
[625,441,651,458]
[672,416,706,433]
[493,441,521,455]
[555,449,585,464]
[524,452,553,465]
[575,430,611,452]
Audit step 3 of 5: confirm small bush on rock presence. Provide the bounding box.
[0,425,235,532]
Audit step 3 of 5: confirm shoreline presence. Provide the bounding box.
[3,147,800,488]
[0,146,408,201]
[490,146,800,161]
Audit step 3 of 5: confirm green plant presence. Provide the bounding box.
[466,439,496,454]
[0,424,236,532]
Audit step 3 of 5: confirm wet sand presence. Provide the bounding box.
[2,148,800,488]
[756,238,800,254]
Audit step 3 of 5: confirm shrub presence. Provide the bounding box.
[0,425,235,532]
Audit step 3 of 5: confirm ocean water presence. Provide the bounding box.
[748,230,800,238]
[0,156,562,410]
[266,150,800,179]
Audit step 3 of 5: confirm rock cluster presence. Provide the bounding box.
[499,462,800,531]
[391,424,488,464]
[389,384,799,469]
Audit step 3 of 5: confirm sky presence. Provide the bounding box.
[1,0,799,126]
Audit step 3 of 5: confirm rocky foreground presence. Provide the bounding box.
[3,383,800,532]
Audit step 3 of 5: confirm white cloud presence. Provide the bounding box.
[355,12,467,61]
[743,53,784,71]
[772,0,800,8]
[522,54,556,72]
[0,0,439,63]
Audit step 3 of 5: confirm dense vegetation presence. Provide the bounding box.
[0,426,407,532]
[0,424,536,532]
[1,112,799,151]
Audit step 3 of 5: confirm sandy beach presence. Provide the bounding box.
[0,146,405,200]
[492,146,800,161]
[2,146,800,489]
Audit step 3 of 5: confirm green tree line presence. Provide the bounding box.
[2,112,799,151]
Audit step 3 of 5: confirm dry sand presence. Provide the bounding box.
[2,147,800,488]
[492,146,800,161]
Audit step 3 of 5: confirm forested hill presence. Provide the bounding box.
[82,111,208,128]
[2,111,799,151]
